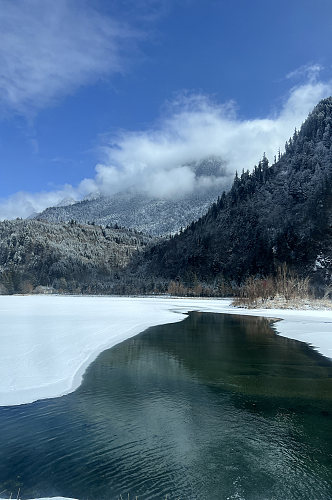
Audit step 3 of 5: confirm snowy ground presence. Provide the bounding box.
[0,498,76,500]
[0,295,331,409]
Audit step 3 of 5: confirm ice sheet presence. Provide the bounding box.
[0,498,76,500]
[0,295,331,407]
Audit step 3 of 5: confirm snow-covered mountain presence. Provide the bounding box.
[55,197,77,207]
[35,157,231,235]
[0,219,152,294]
[134,98,332,296]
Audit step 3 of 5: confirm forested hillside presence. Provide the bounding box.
[131,98,332,297]
[0,219,152,294]
[1,99,331,297]
[35,157,228,236]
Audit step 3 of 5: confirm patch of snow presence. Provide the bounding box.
[0,498,77,500]
[0,296,331,408]
[314,252,332,271]
[55,197,77,208]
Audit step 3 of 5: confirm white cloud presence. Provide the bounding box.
[80,79,332,196]
[0,185,78,220]
[0,0,137,113]
[1,77,332,220]
[286,63,323,83]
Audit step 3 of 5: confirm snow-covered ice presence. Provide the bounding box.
[0,295,331,408]
[0,498,77,500]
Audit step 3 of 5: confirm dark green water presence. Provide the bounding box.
[0,312,332,500]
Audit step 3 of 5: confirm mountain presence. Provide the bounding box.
[0,219,152,294]
[35,157,230,236]
[130,98,332,296]
[55,197,77,207]
[2,99,332,298]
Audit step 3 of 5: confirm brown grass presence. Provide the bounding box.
[232,264,320,309]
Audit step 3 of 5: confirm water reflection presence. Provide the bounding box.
[0,313,331,499]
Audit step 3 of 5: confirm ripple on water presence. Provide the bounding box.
[0,313,332,500]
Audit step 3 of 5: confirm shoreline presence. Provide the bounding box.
[0,295,331,408]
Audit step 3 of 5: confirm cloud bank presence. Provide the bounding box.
[0,0,137,114]
[1,78,332,220]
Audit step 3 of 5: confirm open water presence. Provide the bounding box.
[0,312,331,499]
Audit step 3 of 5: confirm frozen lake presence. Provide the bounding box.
[0,295,332,408]
[0,311,332,499]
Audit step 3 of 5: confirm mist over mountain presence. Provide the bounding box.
[1,80,330,222]
[130,98,332,296]
[35,157,230,235]
[1,98,332,296]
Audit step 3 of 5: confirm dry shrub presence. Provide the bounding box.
[167,280,187,296]
[234,264,310,307]
[275,263,309,300]
[167,279,223,297]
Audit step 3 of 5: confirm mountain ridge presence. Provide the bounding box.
[0,219,152,294]
[1,98,332,297]
[34,157,231,236]
[128,97,332,296]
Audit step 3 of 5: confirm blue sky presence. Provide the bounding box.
[1,0,332,218]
